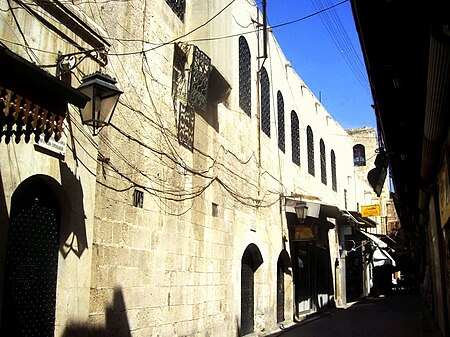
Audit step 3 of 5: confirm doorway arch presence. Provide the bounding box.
[241,243,263,335]
[0,176,61,337]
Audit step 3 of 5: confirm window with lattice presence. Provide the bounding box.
[260,67,270,137]
[165,0,186,21]
[353,144,366,166]
[291,111,300,166]
[307,126,314,176]
[277,91,285,152]
[331,150,337,192]
[239,36,251,116]
[320,139,327,185]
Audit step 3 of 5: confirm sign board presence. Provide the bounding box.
[292,226,314,241]
[35,130,67,157]
[361,205,380,217]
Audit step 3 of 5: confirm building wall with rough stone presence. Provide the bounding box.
[347,127,392,234]
[1,0,367,336]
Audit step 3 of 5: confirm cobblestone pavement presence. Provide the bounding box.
[267,294,442,337]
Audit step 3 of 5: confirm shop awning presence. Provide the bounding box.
[349,211,377,228]
[373,247,396,267]
[357,229,388,248]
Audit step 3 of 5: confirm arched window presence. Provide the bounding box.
[239,36,251,116]
[291,111,300,166]
[277,91,285,152]
[306,126,314,176]
[331,150,337,192]
[320,139,327,185]
[353,144,366,166]
[260,67,270,137]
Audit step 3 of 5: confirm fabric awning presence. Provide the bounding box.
[373,247,396,267]
[357,229,388,248]
[349,211,377,228]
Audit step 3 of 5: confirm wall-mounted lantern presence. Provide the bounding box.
[294,201,308,223]
[77,72,122,136]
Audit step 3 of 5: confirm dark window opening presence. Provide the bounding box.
[260,67,270,137]
[133,190,144,208]
[165,0,186,21]
[331,150,337,192]
[239,36,251,116]
[291,111,300,166]
[307,126,315,176]
[320,139,327,185]
[277,91,285,152]
[353,144,366,166]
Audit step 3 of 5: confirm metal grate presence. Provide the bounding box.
[331,150,337,191]
[172,43,188,101]
[239,36,251,116]
[1,199,59,337]
[133,189,144,208]
[241,262,254,335]
[260,67,270,137]
[307,126,315,176]
[177,102,195,151]
[188,46,212,113]
[291,111,300,166]
[277,91,285,152]
[276,261,285,322]
[320,139,327,185]
[165,0,185,21]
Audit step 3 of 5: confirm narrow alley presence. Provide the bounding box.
[269,293,441,337]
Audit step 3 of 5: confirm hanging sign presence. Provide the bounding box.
[361,205,380,217]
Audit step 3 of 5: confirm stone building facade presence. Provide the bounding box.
[0,1,383,336]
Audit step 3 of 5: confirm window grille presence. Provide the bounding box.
[239,36,251,116]
[320,139,327,185]
[187,46,211,113]
[353,144,366,166]
[133,190,144,208]
[165,0,186,21]
[307,126,315,176]
[331,150,337,191]
[260,67,270,137]
[291,111,300,166]
[277,91,285,152]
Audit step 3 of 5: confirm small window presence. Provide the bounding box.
[331,150,337,192]
[212,203,219,217]
[291,111,300,166]
[239,36,251,116]
[133,190,144,208]
[277,91,285,152]
[307,126,314,176]
[260,67,270,137]
[320,139,327,185]
[353,144,366,166]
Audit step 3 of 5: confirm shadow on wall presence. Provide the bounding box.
[0,172,8,316]
[63,287,131,337]
[59,162,88,259]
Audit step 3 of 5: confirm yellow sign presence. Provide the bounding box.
[361,205,380,217]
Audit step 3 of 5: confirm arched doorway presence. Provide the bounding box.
[0,177,60,337]
[241,243,263,335]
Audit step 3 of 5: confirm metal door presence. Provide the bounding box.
[276,261,285,322]
[241,262,254,335]
[1,190,59,337]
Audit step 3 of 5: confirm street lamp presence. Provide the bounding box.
[294,201,308,223]
[77,72,122,135]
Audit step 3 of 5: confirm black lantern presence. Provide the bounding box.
[294,201,308,223]
[77,72,122,135]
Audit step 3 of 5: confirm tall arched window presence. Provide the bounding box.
[331,150,337,192]
[239,36,251,116]
[307,126,314,176]
[291,111,300,166]
[277,91,285,152]
[260,67,270,137]
[320,139,327,185]
[353,144,366,166]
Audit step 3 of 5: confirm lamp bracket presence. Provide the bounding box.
[56,48,108,75]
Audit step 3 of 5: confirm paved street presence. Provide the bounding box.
[268,294,442,337]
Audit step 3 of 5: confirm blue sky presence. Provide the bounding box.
[263,0,376,129]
